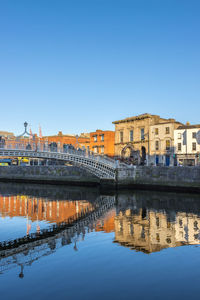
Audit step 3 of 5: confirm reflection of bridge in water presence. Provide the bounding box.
[0,192,115,277]
[2,184,200,277]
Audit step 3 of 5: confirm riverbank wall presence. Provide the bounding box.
[117,166,200,192]
[0,165,200,192]
[0,166,100,186]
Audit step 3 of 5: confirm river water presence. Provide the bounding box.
[0,183,200,300]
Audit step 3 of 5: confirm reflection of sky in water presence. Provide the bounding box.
[1,187,200,300]
[0,195,93,242]
[1,229,200,300]
[0,216,51,242]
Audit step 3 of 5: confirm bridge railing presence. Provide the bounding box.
[0,141,116,167]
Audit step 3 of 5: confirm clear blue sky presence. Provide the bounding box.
[0,0,199,136]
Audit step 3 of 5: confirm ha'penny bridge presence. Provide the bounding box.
[0,122,118,180]
[0,195,115,276]
[0,147,117,179]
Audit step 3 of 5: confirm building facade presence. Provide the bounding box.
[174,124,200,166]
[89,130,115,157]
[149,119,183,166]
[112,113,171,164]
[0,131,15,139]
[42,131,90,151]
[114,207,200,253]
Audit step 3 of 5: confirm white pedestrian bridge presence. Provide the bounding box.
[0,145,117,180]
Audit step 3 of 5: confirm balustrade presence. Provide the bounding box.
[0,139,116,179]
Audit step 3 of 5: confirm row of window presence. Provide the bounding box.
[178,132,197,139]
[120,129,145,143]
[120,130,198,143]
[120,127,172,143]
[93,146,104,154]
[155,140,171,151]
[93,134,104,142]
[177,142,197,151]
[155,127,170,135]
[154,141,197,151]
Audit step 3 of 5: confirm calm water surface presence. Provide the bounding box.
[0,183,200,300]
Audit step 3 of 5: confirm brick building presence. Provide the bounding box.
[42,131,90,151]
[89,130,115,157]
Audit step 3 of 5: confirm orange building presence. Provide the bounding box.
[42,131,90,150]
[89,130,115,157]
[95,209,115,233]
[1,126,115,157]
[0,195,93,225]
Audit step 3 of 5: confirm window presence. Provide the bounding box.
[129,223,134,235]
[194,221,198,230]
[94,147,98,153]
[155,141,159,151]
[100,146,104,154]
[155,128,159,135]
[178,143,181,151]
[141,128,145,140]
[119,221,123,232]
[166,140,170,150]
[192,132,197,139]
[94,135,97,142]
[141,226,145,239]
[156,233,160,242]
[120,131,123,143]
[129,130,133,142]
[178,133,181,139]
[166,127,170,134]
[100,134,104,141]
[192,142,196,151]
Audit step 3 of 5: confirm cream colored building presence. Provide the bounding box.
[114,208,200,254]
[149,119,183,166]
[112,113,180,165]
[174,124,200,166]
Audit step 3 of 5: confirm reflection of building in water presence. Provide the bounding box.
[0,195,93,225]
[114,208,200,253]
[95,209,115,233]
[0,195,115,277]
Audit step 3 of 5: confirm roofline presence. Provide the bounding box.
[112,113,161,124]
[176,125,200,130]
[152,121,183,126]
[42,135,90,139]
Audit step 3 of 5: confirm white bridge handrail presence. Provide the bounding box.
[0,144,116,168]
[0,144,117,179]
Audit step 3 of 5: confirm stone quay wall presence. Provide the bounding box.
[0,165,200,192]
[117,166,200,191]
[0,166,100,186]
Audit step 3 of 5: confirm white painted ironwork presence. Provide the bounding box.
[0,143,116,179]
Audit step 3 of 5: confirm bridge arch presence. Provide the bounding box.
[0,148,116,179]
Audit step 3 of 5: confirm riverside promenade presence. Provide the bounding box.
[0,165,200,192]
